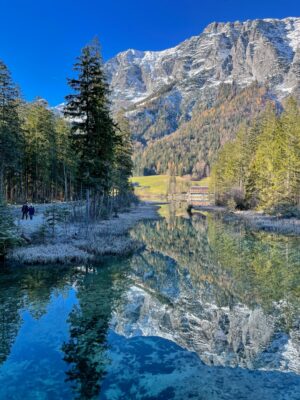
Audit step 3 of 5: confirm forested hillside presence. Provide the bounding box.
[133,84,270,177]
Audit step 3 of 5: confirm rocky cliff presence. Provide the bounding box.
[105,18,300,150]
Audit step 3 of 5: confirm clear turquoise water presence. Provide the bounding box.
[1,209,300,399]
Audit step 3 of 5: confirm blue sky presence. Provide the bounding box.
[1,0,299,105]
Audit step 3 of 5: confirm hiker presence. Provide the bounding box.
[28,204,35,220]
[21,202,29,220]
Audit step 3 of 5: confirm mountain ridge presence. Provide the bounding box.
[104,17,299,139]
[105,16,300,108]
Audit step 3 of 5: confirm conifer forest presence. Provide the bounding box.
[0,40,132,207]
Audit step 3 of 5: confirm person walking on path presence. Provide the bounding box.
[22,202,29,220]
[28,204,35,220]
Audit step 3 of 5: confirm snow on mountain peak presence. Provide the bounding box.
[104,17,300,111]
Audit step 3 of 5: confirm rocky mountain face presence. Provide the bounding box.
[105,17,300,162]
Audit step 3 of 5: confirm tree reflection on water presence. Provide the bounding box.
[62,264,129,399]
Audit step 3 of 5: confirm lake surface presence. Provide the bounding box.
[1,205,300,399]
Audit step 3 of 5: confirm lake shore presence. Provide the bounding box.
[192,205,300,235]
[8,202,159,265]
[232,209,300,235]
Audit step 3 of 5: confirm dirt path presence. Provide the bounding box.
[15,213,45,236]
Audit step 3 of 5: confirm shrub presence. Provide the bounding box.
[227,198,237,212]
[270,203,300,218]
[44,205,71,236]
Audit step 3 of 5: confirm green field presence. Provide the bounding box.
[131,175,210,198]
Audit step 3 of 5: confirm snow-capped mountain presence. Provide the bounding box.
[104,17,300,142]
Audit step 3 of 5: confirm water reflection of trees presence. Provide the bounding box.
[0,260,130,399]
[131,213,300,320]
[62,262,129,399]
[208,216,300,310]
[0,265,81,365]
[0,267,23,365]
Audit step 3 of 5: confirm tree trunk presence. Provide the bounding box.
[0,164,4,201]
[86,188,90,223]
[63,164,68,202]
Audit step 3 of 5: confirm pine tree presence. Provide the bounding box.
[0,198,19,260]
[280,97,300,206]
[244,120,263,208]
[55,116,77,201]
[65,39,116,217]
[113,110,133,198]
[251,105,284,210]
[167,161,177,196]
[0,60,23,198]
[22,99,57,201]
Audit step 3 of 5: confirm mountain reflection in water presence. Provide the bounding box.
[0,205,300,399]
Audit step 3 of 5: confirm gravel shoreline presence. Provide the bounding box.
[232,210,300,235]
[192,205,300,235]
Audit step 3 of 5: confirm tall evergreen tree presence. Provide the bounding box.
[0,61,22,198]
[280,97,300,206]
[113,110,133,197]
[22,99,57,201]
[65,39,116,215]
[55,116,77,201]
[251,105,284,210]
[167,161,177,196]
[0,198,19,260]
